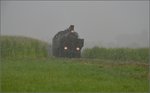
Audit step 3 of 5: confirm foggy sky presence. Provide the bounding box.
[1,1,149,48]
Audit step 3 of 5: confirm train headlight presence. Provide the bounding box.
[71,30,74,33]
[76,47,80,51]
[64,46,68,50]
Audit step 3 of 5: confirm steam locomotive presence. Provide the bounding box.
[52,25,84,58]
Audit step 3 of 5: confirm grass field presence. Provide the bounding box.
[1,58,149,92]
[0,35,149,92]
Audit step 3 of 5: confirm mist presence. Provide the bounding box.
[1,1,149,48]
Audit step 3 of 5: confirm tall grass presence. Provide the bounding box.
[0,35,49,59]
[82,46,149,62]
[1,35,149,62]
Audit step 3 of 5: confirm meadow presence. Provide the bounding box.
[0,36,149,92]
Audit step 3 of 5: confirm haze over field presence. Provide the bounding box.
[1,1,149,48]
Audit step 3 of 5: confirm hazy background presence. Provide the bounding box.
[1,1,149,48]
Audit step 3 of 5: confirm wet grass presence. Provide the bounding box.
[0,35,49,58]
[1,58,149,92]
[82,46,149,62]
[0,35,149,92]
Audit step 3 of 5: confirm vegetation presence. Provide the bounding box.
[82,46,149,62]
[1,35,49,58]
[1,36,148,62]
[0,35,149,92]
[1,58,149,92]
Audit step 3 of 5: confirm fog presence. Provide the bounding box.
[1,1,149,48]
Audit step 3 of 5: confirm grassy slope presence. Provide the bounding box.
[1,35,149,92]
[0,35,49,58]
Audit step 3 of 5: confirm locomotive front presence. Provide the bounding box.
[52,25,84,58]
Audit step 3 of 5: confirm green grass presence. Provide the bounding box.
[0,35,49,58]
[82,46,149,62]
[0,35,149,92]
[1,58,149,92]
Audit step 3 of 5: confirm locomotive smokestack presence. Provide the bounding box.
[69,25,74,31]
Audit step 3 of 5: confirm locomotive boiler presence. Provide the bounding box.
[52,25,84,58]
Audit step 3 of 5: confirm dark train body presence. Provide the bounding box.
[52,25,84,58]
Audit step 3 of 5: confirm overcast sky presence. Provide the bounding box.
[1,1,149,48]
